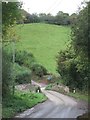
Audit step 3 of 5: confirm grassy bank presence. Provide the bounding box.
[2,91,47,118]
[15,23,71,74]
[45,84,88,102]
[67,92,88,102]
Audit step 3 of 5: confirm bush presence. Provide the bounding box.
[15,71,31,84]
[56,49,89,91]
[13,63,31,84]
[15,50,36,68]
[31,64,48,77]
[2,48,12,97]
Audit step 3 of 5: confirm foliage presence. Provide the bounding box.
[69,13,77,24]
[2,48,12,97]
[2,2,22,97]
[55,11,70,25]
[71,2,89,90]
[2,2,22,39]
[71,2,89,58]
[25,13,39,23]
[57,48,88,90]
[15,50,36,68]
[56,49,76,87]
[2,48,34,97]
[2,91,47,118]
[31,64,48,77]
[13,63,31,84]
[57,2,89,91]
[7,49,36,68]
[20,9,75,25]
[18,9,30,24]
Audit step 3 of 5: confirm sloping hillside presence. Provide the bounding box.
[16,23,71,74]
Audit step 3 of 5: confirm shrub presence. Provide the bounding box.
[15,50,36,68]
[31,64,48,77]
[13,63,31,84]
[56,49,89,91]
[2,48,12,97]
[15,71,31,84]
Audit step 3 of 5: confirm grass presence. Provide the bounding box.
[45,84,53,90]
[67,92,88,102]
[45,84,88,102]
[15,23,71,74]
[2,91,47,118]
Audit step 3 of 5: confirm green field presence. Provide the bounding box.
[16,23,71,74]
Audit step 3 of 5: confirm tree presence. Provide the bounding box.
[56,49,79,89]
[29,13,40,23]
[55,11,70,25]
[15,50,36,68]
[45,13,55,24]
[71,2,89,58]
[31,64,47,78]
[57,2,89,91]
[71,2,89,91]
[18,9,30,24]
[2,2,22,40]
[69,13,77,24]
[2,2,22,96]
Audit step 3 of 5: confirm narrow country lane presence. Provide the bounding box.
[15,82,88,118]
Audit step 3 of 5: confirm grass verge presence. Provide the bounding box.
[67,92,88,102]
[2,91,47,118]
[45,84,88,102]
[45,84,53,90]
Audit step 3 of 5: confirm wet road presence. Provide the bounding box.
[15,86,87,118]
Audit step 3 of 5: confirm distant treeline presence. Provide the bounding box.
[18,9,77,25]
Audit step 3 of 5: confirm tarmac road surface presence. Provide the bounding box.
[15,83,88,118]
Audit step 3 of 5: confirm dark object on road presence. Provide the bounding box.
[57,82,59,85]
[36,86,41,93]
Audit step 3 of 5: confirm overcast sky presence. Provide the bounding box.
[19,0,88,15]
